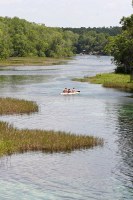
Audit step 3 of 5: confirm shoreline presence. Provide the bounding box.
[73,73,133,92]
[0,57,69,67]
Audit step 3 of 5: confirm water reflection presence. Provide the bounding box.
[0,75,55,94]
[0,75,53,85]
[116,104,133,191]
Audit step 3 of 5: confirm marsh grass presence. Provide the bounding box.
[0,97,103,156]
[73,73,133,91]
[0,122,103,156]
[0,98,38,115]
[0,57,67,66]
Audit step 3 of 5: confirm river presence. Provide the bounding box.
[0,55,133,200]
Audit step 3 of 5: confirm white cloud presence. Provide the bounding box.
[0,0,22,5]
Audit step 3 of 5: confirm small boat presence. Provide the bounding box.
[60,91,80,95]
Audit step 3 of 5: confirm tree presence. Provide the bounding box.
[0,21,11,59]
[0,16,123,59]
[105,15,133,74]
[76,31,108,55]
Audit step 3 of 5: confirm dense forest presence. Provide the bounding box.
[0,16,122,59]
[63,27,121,55]
[0,17,78,59]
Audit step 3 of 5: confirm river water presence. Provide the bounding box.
[0,55,133,200]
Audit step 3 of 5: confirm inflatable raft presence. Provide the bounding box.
[60,91,80,95]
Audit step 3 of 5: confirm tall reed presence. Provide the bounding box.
[0,98,38,115]
[0,122,103,156]
[0,97,103,156]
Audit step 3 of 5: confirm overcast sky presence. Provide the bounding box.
[0,0,132,27]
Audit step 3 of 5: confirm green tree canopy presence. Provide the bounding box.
[0,16,121,59]
[105,14,133,74]
[0,17,78,59]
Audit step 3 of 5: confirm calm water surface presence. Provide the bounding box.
[0,55,133,200]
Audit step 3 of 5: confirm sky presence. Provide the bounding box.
[0,0,132,27]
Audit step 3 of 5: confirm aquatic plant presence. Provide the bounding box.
[0,97,103,156]
[0,97,38,115]
[0,121,103,156]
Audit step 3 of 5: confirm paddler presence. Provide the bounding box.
[63,88,68,93]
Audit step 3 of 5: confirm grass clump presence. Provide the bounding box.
[74,73,133,91]
[0,97,38,115]
[0,122,103,156]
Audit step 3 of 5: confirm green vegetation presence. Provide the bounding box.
[0,97,103,156]
[105,14,133,74]
[0,97,38,115]
[76,31,108,55]
[63,27,121,36]
[74,12,133,92]
[63,27,121,55]
[0,17,78,59]
[0,16,121,60]
[74,73,133,91]
[0,57,67,66]
[0,121,103,156]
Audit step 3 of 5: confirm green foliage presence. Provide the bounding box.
[0,17,78,59]
[120,15,133,32]
[76,31,108,54]
[0,16,122,59]
[63,26,122,36]
[0,21,11,59]
[63,27,121,55]
[105,14,133,74]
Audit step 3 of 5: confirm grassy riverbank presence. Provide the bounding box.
[74,73,133,91]
[0,121,103,156]
[0,98,38,115]
[0,57,67,66]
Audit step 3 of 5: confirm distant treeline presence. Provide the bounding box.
[0,16,121,59]
[63,27,121,55]
[63,26,122,36]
